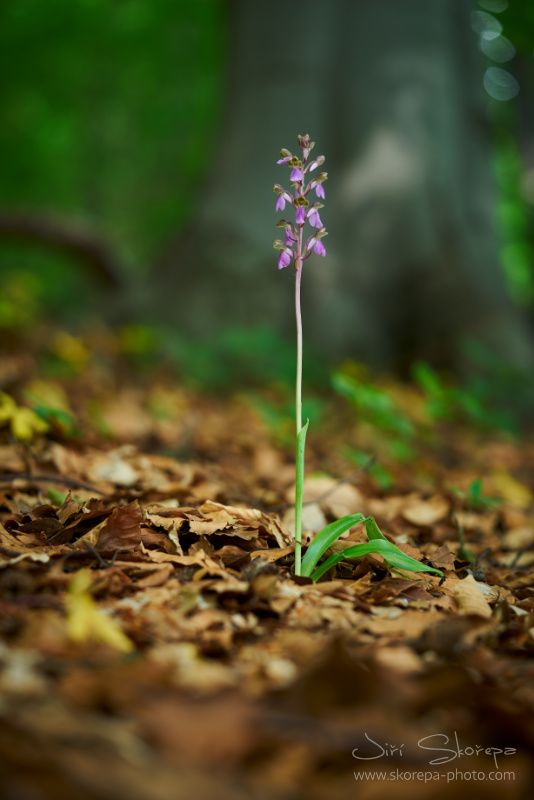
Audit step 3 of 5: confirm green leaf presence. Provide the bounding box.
[363,515,388,541]
[310,538,443,582]
[300,513,365,577]
[310,552,345,581]
[301,513,443,582]
[47,488,68,506]
[47,488,84,506]
[469,478,482,500]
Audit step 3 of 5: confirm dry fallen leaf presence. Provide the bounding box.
[97,500,142,552]
[449,574,493,618]
[401,494,450,526]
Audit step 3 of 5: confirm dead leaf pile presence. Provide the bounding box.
[1,335,534,798]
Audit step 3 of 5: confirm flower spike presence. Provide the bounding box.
[273,134,329,577]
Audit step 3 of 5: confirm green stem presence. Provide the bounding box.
[295,254,303,435]
[294,221,304,574]
[294,418,308,576]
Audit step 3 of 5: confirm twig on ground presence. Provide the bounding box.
[0,473,105,495]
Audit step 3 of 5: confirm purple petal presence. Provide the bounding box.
[290,167,303,182]
[315,184,325,199]
[314,240,326,257]
[278,250,291,270]
[295,206,306,225]
[275,195,286,212]
[285,228,296,245]
[306,237,316,251]
[277,156,291,164]
[308,210,323,228]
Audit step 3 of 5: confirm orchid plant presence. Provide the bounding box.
[274,135,443,582]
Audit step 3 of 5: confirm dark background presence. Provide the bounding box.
[1,0,534,381]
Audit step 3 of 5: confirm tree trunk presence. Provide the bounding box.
[153,0,534,374]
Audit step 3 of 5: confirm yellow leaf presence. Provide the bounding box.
[491,469,532,510]
[65,570,134,653]
[25,380,73,415]
[0,392,49,440]
[11,407,49,440]
[51,331,90,367]
[0,392,17,422]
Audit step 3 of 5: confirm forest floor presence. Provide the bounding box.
[1,324,534,800]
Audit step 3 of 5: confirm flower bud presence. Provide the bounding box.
[308,155,325,172]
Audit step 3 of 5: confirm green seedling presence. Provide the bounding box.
[447,478,503,511]
[47,488,83,506]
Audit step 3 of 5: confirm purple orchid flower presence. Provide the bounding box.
[278,250,291,270]
[308,208,323,228]
[285,227,297,246]
[273,185,293,213]
[273,134,328,271]
[313,239,326,257]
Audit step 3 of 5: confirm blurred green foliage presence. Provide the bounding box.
[447,477,503,511]
[0,0,225,277]
[414,339,534,433]
[481,1,534,300]
[158,324,328,389]
[246,391,325,448]
[331,372,415,442]
[331,344,534,483]
[343,448,395,491]
[0,0,533,395]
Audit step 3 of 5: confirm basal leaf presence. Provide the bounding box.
[363,515,388,541]
[310,538,443,582]
[300,513,365,577]
[309,551,345,581]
